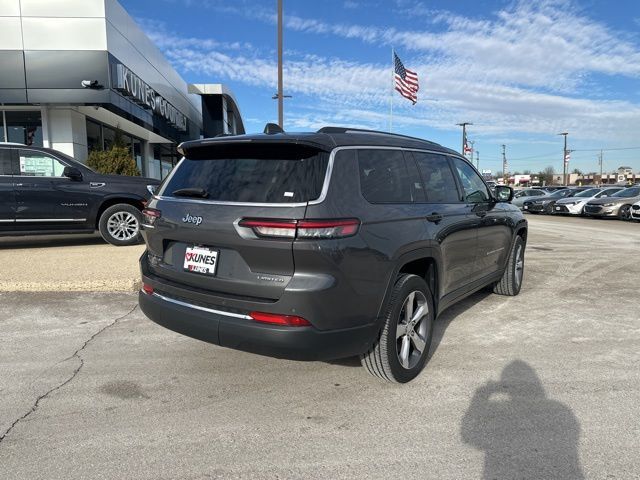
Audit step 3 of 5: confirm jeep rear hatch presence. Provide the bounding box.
[144,142,330,301]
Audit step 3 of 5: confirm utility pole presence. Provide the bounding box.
[598,149,603,185]
[476,150,479,170]
[558,132,568,185]
[277,0,284,128]
[502,144,508,184]
[469,140,475,162]
[456,122,472,155]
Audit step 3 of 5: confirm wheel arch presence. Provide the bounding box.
[376,249,443,325]
[95,195,145,229]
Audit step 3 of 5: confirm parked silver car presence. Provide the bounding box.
[630,199,640,222]
[553,187,624,215]
[583,186,640,219]
[511,188,547,209]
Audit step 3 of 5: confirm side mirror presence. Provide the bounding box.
[147,184,157,196]
[494,185,514,202]
[63,166,83,181]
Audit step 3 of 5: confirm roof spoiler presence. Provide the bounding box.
[263,123,284,134]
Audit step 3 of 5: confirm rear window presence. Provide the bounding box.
[159,144,329,204]
[358,149,413,203]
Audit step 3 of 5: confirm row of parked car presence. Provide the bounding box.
[511,185,640,221]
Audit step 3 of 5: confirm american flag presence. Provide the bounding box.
[394,52,419,104]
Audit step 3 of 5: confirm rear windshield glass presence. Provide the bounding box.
[159,144,329,203]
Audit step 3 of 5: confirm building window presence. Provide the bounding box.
[153,144,179,180]
[85,118,146,176]
[86,119,103,152]
[3,111,43,146]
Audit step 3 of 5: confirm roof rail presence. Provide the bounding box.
[316,126,436,144]
[0,141,26,146]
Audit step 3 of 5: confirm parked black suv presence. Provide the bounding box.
[139,127,527,382]
[0,143,159,246]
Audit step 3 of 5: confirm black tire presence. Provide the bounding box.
[618,204,632,221]
[493,235,525,296]
[98,203,142,246]
[361,274,434,383]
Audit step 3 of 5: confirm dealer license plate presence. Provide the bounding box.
[524,205,529,210]
[555,206,561,210]
[184,245,218,276]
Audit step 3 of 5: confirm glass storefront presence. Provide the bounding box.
[153,144,179,180]
[1,110,43,146]
[86,119,147,176]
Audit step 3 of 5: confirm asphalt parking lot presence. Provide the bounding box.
[1,215,639,479]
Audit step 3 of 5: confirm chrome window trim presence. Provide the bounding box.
[151,292,252,320]
[152,145,461,208]
[0,219,15,223]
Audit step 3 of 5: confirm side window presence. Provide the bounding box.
[358,149,413,203]
[452,157,490,203]
[18,150,67,177]
[0,149,13,175]
[413,152,460,203]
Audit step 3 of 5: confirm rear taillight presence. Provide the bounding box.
[141,283,154,295]
[250,311,311,327]
[142,208,161,226]
[239,218,360,239]
[238,219,297,238]
[297,219,360,238]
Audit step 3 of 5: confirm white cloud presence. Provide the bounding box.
[141,1,640,146]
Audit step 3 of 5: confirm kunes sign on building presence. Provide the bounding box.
[112,63,187,132]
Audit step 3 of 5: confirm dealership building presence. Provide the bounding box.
[0,0,244,178]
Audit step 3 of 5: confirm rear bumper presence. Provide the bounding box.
[139,289,378,361]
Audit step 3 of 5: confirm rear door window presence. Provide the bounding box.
[357,149,413,203]
[412,152,461,203]
[160,144,329,204]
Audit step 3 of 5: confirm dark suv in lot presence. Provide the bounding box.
[139,127,527,382]
[0,143,159,245]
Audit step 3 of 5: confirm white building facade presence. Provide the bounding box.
[0,0,244,178]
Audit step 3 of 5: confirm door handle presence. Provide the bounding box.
[426,212,443,223]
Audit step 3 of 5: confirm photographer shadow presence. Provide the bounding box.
[461,360,584,479]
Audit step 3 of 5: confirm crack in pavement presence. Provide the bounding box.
[0,304,138,444]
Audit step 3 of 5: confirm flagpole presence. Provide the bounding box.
[390,47,394,133]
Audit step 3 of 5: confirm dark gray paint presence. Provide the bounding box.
[0,51,26,88]
[24,50,109,89]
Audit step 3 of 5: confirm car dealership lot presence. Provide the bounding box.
[1,216,639,479]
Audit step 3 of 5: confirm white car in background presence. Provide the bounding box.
[631,199,640,222]
[553,187,624,215]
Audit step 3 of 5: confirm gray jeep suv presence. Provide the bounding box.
[139,127,527,382]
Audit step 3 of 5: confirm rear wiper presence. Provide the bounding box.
[172,187,209,198]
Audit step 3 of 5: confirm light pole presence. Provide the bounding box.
[277,0,283,128]
[558,132,568,185]
[502,144,508,184]
[456,122,472,156]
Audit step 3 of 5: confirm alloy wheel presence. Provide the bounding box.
[514,244,524,288]
[396,291,429,370]
[106,211,140,241]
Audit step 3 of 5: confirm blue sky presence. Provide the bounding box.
[120,0,640,175]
